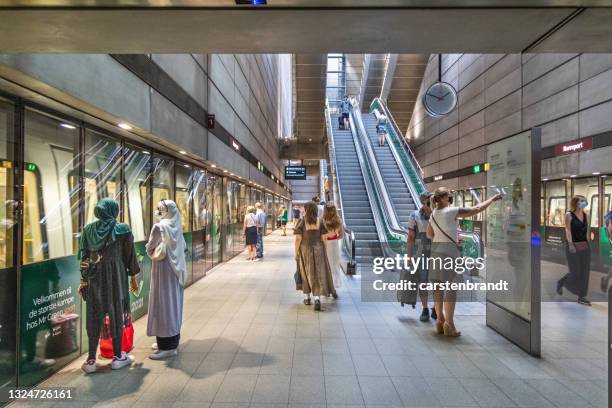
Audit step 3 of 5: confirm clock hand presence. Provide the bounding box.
[426,92,442,101]
[441,91,451,99]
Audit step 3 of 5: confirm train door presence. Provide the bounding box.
[122,144,151,320]
[603,176,612,271]
[191,168,207,281]
[211,175,223,265]
[175,163,193,286]
[542,179,568,264]
[0,98,16,394]
[573,177,601,269]
[21,109,81,386]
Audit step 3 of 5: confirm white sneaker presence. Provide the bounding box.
[151,342,158,350]
[110,352,134,370]
[149,349,178,360]
[32,356,56,368]
[81,359,98,374]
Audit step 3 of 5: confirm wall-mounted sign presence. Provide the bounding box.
[231,138,240,151]
[285,166,307,180]
[434,175,443,181]
[554,137,593,156]
[207,114,215,129]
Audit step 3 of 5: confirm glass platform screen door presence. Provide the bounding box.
[485,128,541,356]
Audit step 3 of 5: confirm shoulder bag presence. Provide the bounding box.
[80,222,116,301]
[430,213,462,252]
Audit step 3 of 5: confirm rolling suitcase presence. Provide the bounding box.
[397,267,417,308]
[338,115,344,130]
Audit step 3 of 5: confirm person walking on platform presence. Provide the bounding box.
[278,205,288,236]
[294,202,336,311]
[557,195,592,305]
[79,198,139,373]
[406,192,436,322]
[322,203,342,297]
[427,188,501,337]
[313,196,324,219]
[600,210,612,292]
[243,206,259,260]
[146,199,187,359]
[292,205,301,226]
[255,202,266,259]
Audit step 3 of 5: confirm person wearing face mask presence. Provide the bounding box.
[405,192,436,322]
[557,195,592,305]
[146,199,188,359]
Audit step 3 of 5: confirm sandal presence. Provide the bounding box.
[443,322,461,337]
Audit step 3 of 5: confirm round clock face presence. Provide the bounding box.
[423,81,458,117]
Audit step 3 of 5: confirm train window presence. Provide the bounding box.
[175,164,192,232]
[573,177,599,228]
[124,145,152,242]
[151,155,174,222]
[24,110,78,262]
[545,180,567,227]
[84,130,122,226]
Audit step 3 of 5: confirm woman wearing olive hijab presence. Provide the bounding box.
[146,199,187,359]
[79,198,140,374]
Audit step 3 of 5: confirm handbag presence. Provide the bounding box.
[99,315,134,358]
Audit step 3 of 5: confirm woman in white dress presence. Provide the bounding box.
[146,200,187,359]
[322,203,343,297]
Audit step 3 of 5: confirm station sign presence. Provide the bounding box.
[285,166,307,180]
[554,137,593,156]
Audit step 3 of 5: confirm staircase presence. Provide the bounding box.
[361,113,416,226]
[330,113,383,268]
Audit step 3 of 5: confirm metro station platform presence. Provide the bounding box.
[12,228,607,408]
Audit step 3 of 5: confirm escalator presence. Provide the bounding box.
[328,112,383,267]
[361,112,416,225]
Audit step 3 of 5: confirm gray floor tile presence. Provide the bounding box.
[322,338,351,355]
[323,353,356,376]
[178,374,225,402]
[260,353,293,375]
[391,376,441,407]
[197,353,237,376]
[138,372,191,402]
[491,379,556,408]
[441,355,486,379]
[424,377,477,407]
[358,376,402,406]
[325,375,364,405]
[294,338,322,354]
[229,352,265,375]
[458,378,517,407]
[289,376,325,404]
[251,375,291,404]
[292,354,324,376]
[527,379,592,408]
[214,374,258,403]
[351,354,388,377]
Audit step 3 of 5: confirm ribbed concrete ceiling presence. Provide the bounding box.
[294,54,327,144]
[360,54,387,111]
[1,1,610,6]
[2,8,612,52]
[386,54,428,135]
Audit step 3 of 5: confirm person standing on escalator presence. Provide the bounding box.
[376,114,388,147]
[339,96,351,130]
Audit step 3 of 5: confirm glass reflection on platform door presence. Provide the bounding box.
[191,169,207,281]
[0,99,16,395]
[21,109,81,387]
[175,164,193,286]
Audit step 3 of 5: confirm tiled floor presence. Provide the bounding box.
[14,228,608,408]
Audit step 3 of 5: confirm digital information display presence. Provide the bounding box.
[285,166,306,180]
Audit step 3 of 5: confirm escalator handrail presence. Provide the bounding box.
[325,100,356,267]
[370,107,423,213]
[347,101,407,257]
[351,103,407,237]
[371,97,483,259]
[371,97,426,189]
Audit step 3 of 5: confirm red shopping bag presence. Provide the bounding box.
[99,315,134,359]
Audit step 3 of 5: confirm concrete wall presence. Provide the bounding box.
[0,53,288,196]
[407,53,612,190]
[289,165,320,203]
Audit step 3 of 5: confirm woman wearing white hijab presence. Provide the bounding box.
[146,199,187,359]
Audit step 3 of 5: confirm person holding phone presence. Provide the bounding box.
[427,188,502,337]
[557,195,592,305]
